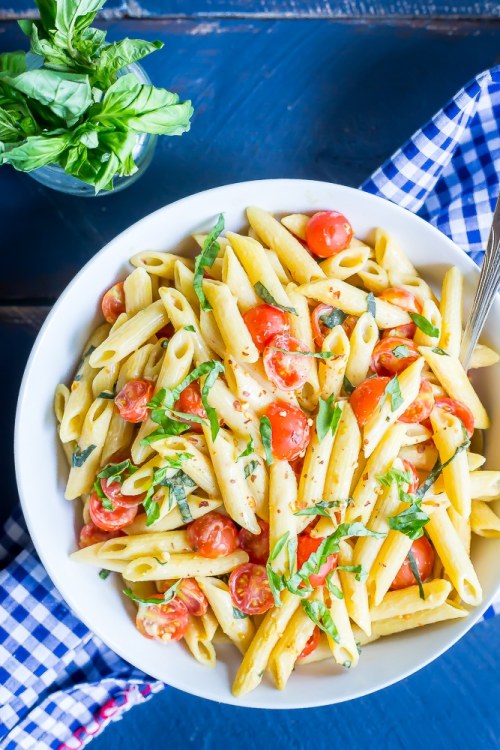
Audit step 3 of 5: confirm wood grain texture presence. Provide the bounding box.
[1,17,499,303]
[1,1,499,19]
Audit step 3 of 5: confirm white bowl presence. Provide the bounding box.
[15,179,500,709]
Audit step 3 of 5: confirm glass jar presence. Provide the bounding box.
[27,61,157,197]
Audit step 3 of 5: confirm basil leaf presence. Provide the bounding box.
[200,361,225,441]
[302,600,340,643]
[294,500,344,518]
[0,50,27,75]
[192,215,224,311]
[244,459,259,479]
[53,0,105,48]
[319,307,348,329]
[270,347,333,360]
[95,39,163,87]
[237,437,254,461]
[269,531,290,561]
[232,606,248,620]
[407,548,425,600]
[266,563,285,607]
[101,495,114,512]
[392,345,412,359]
[259,415,273,465]
[99,569,111,580]
[141,420,190,446]
[325,574,344,599]
[383,375,403,412]
[316,396,342,442]
[388,502,429,540]
[366,292,376,318]
[97,390,115,399]
[184,325,196,332]
[253,282,297,315]
[335,564,368,582]
[0,134,71,170]
[432,347,448,356]
[377,467,413,489]
[415,438,470,499]
[71,444,96,467]
[170,481,193,523]
[5,70,92,125]
[143,494,160,527]
[409,313,439,338]
[343,375,354,396]
[123,580,181,606]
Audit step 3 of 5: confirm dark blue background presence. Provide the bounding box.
[1,2,499,748]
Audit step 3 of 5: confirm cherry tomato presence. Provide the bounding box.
[115,379,154,424]
[101,282,125,324]
[401,458,419,494]
[299,626,320,659]
[390,537,434,590]
[382,323,417,340]
[311,303,335,347]
[290,455,305,483]
[350,376,390,427]
[157,322,175,339]
[243,304,289,352]
[187,511,239,558]
[176,578,209,616]
[100,479,145,509]
[238,519,270,565]
[305,211,354,258]
[264,401,310,461]
[229,563,274,615]
[377,287,422,315]
[136,596,189,642]
[263,333,311,391]
[89,491,138,532]
[78,522,122,549]
[174,381,207,433]
[399,380,434,424]
[297,533,338,588]
[342,315,359,339]
[430,397,475,438]
[371,336,419,376]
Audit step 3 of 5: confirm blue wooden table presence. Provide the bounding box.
[1,1,499,748]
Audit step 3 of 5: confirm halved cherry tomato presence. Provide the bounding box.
[187,511,239,558]
[229,563,274,615]
[115,379,154,424]
[299,626,320,659]
[264,401,310,461]
[174,381,207,433]
[305,211,353,258]
[401,458,419,494]
[371,336,419,376]
[157,322,175,339]
[382,323,416,340]
[243,304,289,352]
[377,287,422,315]
[238,519,270,565]
[399,380,434,424]
[428,396,475,438]
[78,522,122,549]
[263,333,311,391]
[350,376,390,427]
[176,578,208,616]
[101,282,125,324]
[100,479,145,509]
[390,536,434,590]
[136,596,189,642]
[297,533,338,588]
[89,491,138,532]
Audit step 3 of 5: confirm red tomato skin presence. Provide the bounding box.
[101,282,125,324]
[264,401,310,461]
[399,380,434,424]
[176,578,209,616]
[78,522,122,549]
[371,336,419,376]
[306,211,354,258]
[390,537,434,590]
[377,287,422,315]
[157,322,175,340]
[299,626,321,659]
[238,519,270,565]
[187,512,239,559]
[311,303,334,347]
[115,379,155,424]
[174,381,207,433]
[428,397,475,438]
[136,596,189,642]
[89,491,138,532]
[297,534,338,588]
[401,458,419,494]
[382,323,417,340]
[243,305,289,352]
[263,333,311,391]
[229,563,274,615]
[350,376,390,427]
[100,479,145,508]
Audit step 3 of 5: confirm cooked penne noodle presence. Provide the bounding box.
[125,495,222,535]
[370,579,452,621]
[174,261,200,314]
[203,280,259,363]
[183,615,217,668]
[65,399,114,499]
[287,282,320,406]
[370,601,468,638]
[470,470,500,500]
[438,266,463,357]
[318,326,350,400]
[356,259,389,294]
[448,506,471,553]
[124,267,153,317]
[469,343,500,369]
[345,312,379,387]
[369,523,413,606]
[413,299,441,347]
[222,245,260,313]
[130,251,194,279]
[296,425,336,531]
[158,287,213,364]
[98,531,190,559]
[471,501,500,537]
[280,213,309,240]
[353,479,400,573]
[269,460,297,575]
[197,577,256,653]
[374,228,416,276]
[337,539,371,636]
[124,550,249,581]
[319,245,370,281]
[430,407,471,517]
[326,571,359,668]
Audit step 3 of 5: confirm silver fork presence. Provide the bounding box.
[459,193,500,370]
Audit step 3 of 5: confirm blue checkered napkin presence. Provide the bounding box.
[1,66,500,750]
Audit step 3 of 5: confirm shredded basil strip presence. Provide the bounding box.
[325,573,344,599]
[335,564,368,582]
[316,396,342,442]
[392,345,412,359]
[71,444,96,468]
[415,438,470,499]
[99,569,111,580]
[432,347,448,356]
[388,500,429,540]
[184,325,196,332]
[237,437,254,461]
[377,467,413,488]
[366,292,376,318]
[244,459,259,479]
[383,375,403,412]
[200,361,225,441]
[343,375,355,396]
[143,494,160,527]
[407,548,426,600]
[259,415,273,465]
[265,531,290,607]
[123,580,181,606]
[97,459,137,485]
[98,390,116,399]
[254,281,297,315]
[409,312,439,338]
[232,606,248,620]
[270,347,333,359]
[319,307,348,329]
[294,499,347,518]
[193,214,224,311]
[302,600,340,643]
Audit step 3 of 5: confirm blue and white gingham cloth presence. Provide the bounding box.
[1,65,499,750]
